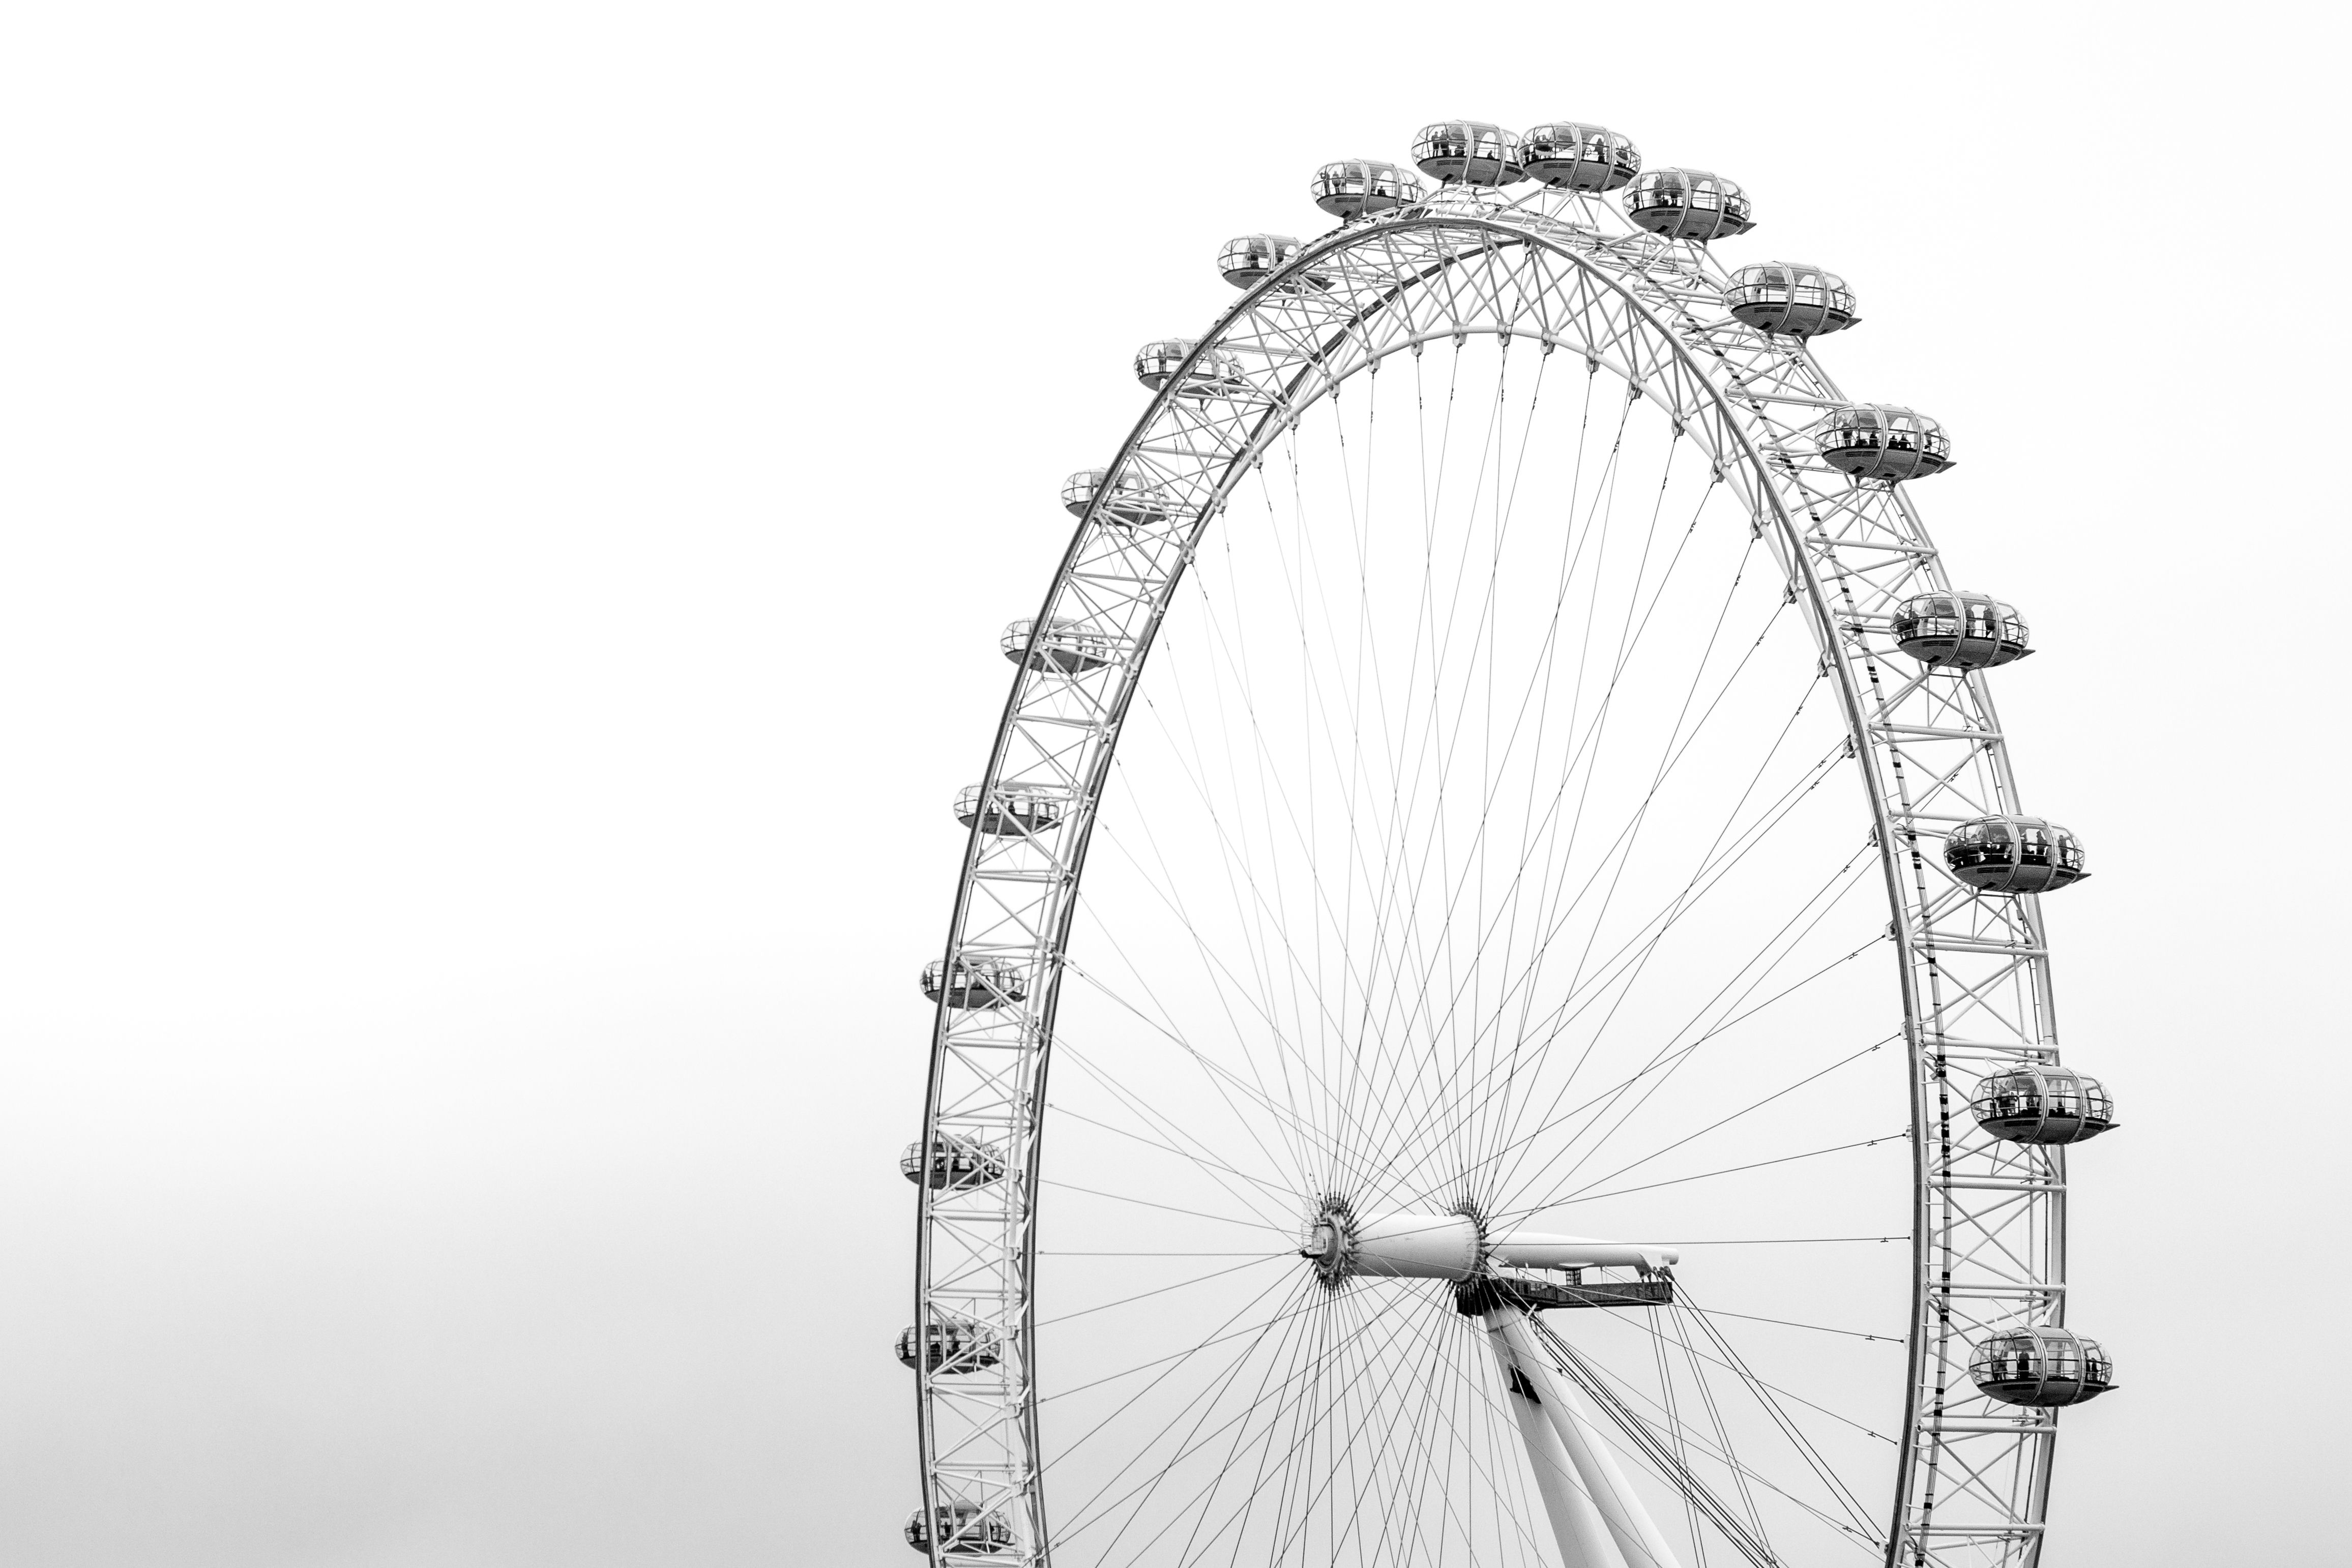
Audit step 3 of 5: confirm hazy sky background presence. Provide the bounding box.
[1,4,2343,1564]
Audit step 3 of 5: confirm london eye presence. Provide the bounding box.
[906,119,2116,1568]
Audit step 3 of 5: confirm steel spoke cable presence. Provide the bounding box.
[1369,585,1820,1190]
[1036,1264,1313,1431]
[1056,1266,1339,1552]
[1477,568,1803,1193]
[1339,351,1624,1162]
[1371,744,1862,1208]
[1071,1278,1433,1557]
[1053,1049,1305,1228]
[1541,1315,1877,1530]
[1373,358,1661,1187]
[1059,963,1362,1190]
[1677,1289,1881,1534]
[1083,807,1362,1193]
[1343,375,1643,1189]
[1530,1315,1881,1560]
[1489,873,1888,1223]
[1141,620,1326,1181]
[1473,823,1877,1214]
[1038,1177,1296,1234]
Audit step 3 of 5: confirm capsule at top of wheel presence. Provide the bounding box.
[1520,122,1640,191]
[1892,591,2031,669]
[905,1501,1015,1554]
[900,1132,1006,1191]
[1970,1327,2115,1407]
[1002,616,1131,674]
[1972,1065,2116,1144]
[1134,339,1250,399]
[1819,404,1954,483]
[1624,168,1754,240]
[1944,815,2088,894]
[1412,121,1525,186]
[1312,159,1425,218]
[921,955,1028,1009]
[1219,233,1328,290]
[1725,261,1858,338]
[896,1315,1004,1373]
[1063,467,1173,527]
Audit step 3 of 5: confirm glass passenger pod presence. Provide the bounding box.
[1000,616,1130,674]
[954,782,1071,836]
[1412,121,1526,186]
[1819,403,1954,483]
[1060,467,1172,527]
[900,1132,1007,1191]
[1971,1065,2117,1144]
[920,955,1028,1009]
[1219,232,1329,291]
[1132,338,1251,399]
[1519,122,1641,191]
[896,1315,1005,1373]
[1892,590,2031,669]
[1624,167,1754,240]
[1725,261,1859,338]
[1944,815,2089,894]
[1969,1327,2116,1407]
[905,1502,1015,1555]
[1311,158,1427,218]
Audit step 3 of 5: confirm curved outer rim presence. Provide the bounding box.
[915,191,2076,1568]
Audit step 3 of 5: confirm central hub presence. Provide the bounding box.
[1300,1197,1486,1286]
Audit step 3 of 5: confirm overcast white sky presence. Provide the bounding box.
[0,4,2343,1565]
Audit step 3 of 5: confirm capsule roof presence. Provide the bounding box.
[1625,167,1754,241]
[1945,815,2088,895]
[1412,121,1526,186]
[1819,404,1954,483]
[1725,261,1859,338]
[1312,159,1426,219]
[1892,589,2030,669]
[1520,122,1640,191]
[1134,338,1248,398]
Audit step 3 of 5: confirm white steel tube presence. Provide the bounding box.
[1480,1310,1630,1568]
[1347,1211,1482,1279]
[1495,1311,1683,1568]
[1490,1233,1679,1274]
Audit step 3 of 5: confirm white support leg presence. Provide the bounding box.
[1489,1308,1683,1568]
[1481,1310,1629,1568]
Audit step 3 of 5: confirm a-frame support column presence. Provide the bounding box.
[1483,1307,1682,1568]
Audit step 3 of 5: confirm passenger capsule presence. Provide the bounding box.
[1062,467,1172,527]
[1819,404,1953,483]
[1972,1066,2117,1145]
[1001,617,1131,674]
[1520,123,1641,191]
[905,1502,1015,1555]
[896,1315,1004,1373]
[900,1133,1007,1191]
[1969,1327,2116,1407]
[1725,262,1858,338]
[1944,815,2088,895]
[955,783,1070,837]
[921,955,1028,1009]
[1412,121,1526,186]
[1219,233,1326,290]
[1892,591,2031,669]
[1133,339,1250,399]
[1311,159,1426,218]
[1624,168,1754,241]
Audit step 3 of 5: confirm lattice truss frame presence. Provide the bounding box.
[914,182,2078,1568]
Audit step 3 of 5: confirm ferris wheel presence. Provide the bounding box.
[904,120,2118,1568]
